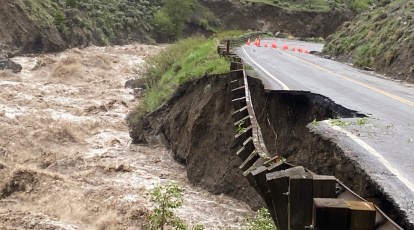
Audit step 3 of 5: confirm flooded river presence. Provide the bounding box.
[0,44,252,229]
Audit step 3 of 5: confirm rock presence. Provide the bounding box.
[125,78,137,89]
[129,120,148,144]
[363,66,375,71]
[133,88,146,98]
[0,58,22,73]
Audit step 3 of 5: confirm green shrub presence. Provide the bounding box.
[350,0,372,12]
[148,181,186,230]
[148,181,206,230]
[140,31,243,113]
[66,0,77,8]
[53,10,68,33]
[243,208,276,230]
[155,0,195,41]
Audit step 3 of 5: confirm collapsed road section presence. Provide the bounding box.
[129,40,409,229]
[130,44,410,229]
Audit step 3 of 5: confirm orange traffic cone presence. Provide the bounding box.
[264,42,268,48]
[272,42,277,49]
[304,49,309,54]
[291,47,296,52]
[283,44,288,50]
[246,38,251,46]
[257,38,261,47]
[298,47,303,53]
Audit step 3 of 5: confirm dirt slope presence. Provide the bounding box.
[200,0,353,38]
[129,74,265,210]
[0,0,66,55]
[323,0,414,82]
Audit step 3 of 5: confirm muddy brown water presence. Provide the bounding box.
[0,44,252,229]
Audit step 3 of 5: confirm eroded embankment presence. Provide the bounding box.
[248,76,411,229]
[129,70,412,228]
[129,74,265,210]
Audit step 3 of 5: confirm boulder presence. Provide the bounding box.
[0,58,22,73]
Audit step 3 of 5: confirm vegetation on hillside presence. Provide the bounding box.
[14,0,159,45]
[12,0,220,46]
[153,0,220,42]
[239,0,372,12]
[323,0,414,81]
[136,31,243,116]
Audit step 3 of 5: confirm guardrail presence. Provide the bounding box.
[218,39,402,230]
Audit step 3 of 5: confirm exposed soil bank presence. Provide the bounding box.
[200,0,353,38]
[129,71,411,228]
[0,0,66,55]
[248,76,412,229]
[129,74,265,210]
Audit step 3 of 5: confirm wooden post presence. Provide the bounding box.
[266,166,305,230]
[313,175,337,198]
[289,172,313,230]
[346,201,376,230]
[251,166,278,224]
[267,170,289,230]
[226,40,230,55]
[313,198,348,230]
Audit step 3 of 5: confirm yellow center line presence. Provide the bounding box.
[281,51,414,107]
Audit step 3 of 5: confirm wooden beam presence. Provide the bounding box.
[313,198,348,230]
[313,175,337,198]
[346,201,376,230]
[289,172,313,230]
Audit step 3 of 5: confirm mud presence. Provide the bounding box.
[0,44,253,229]
[248,76,411,229]
[129,74,265,210]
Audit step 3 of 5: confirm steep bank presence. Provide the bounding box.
[323,0,414,82]
[0,0,159,56]
[128,74,265,210]
[0,0,66,55]
[200,0,353,38]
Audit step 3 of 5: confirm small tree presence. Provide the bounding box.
[148,181,186,230]
[243,208,276,230]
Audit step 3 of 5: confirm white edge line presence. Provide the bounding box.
[323,120,414,193]
[242,46,290,90]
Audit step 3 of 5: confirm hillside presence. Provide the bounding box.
[323,0,414,82]
[200,0,354,38]
[238,0,371,12]
[0,0,357,59]
[0,0,160,56]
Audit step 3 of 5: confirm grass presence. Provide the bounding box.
[238,0,372,12]
[138,31,244,115]
[323,0,413,74]
[329,118,368,127]
[329,118,353,127]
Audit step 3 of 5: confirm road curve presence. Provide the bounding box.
[237,38,414,225]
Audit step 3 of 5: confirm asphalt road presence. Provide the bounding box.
[237,38,414,224]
